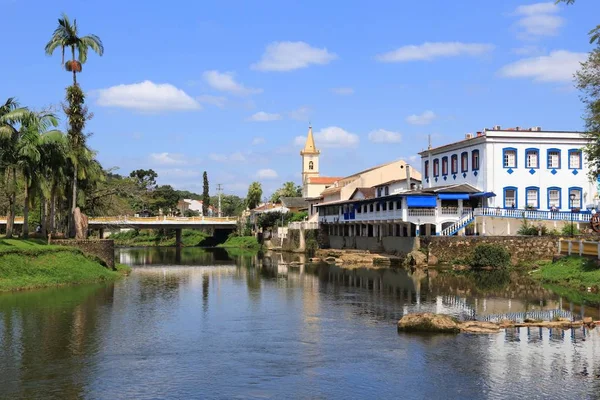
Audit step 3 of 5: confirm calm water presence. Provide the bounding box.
[1,248,600,400]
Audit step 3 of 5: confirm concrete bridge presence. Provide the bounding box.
[0,216,238,246]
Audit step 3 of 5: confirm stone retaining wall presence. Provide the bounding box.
[422,236,558,265]
[49,239,115,269]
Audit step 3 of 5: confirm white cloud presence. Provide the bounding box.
[202,70,262,96]
[376,42,494,62]
[252,137,266,145]
[248,111,282,122]
[209,152,247,162]
[406,110,437,125]
[512,45,545,56]
[368,129,402,144]
[256,168,278,179]
[197,94,226,108]
[252,41,337,71]
[150,153,188,165]
[499,50,586,82]
[331,87,354,95]
[293,126,359,148]
[513,2,564,38]
[156,169,202,179]
[288,106,311,121]
[96,81,201,111]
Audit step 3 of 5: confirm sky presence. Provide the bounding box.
[2,0,599,197]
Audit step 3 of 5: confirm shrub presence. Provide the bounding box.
[561,223,580,236]
[517,218,548,236]
[470,244,511,269]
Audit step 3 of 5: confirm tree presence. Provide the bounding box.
[45,13,104,85]
[150,185,179,215]
[210,194,245,216]
[202,171,210,215]
[0,98,29,238]
[270,181,302,203]
[556,1,600,44]
[574,48,600,178]
[246,182,263,210]
[129,169,158,190]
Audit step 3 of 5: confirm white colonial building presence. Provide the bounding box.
[420,126,597,211]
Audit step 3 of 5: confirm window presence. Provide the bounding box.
[377,187,382,197]
[503,148,517,168]
[308,161,314,170]
[547,149,561,169]
[424,160,429,179]
[384,186,389,196]
[504,187,517,208]
[569,149,582,169]
[525,148,539,169]
[526,187,539,209]
[569,187,583,209]
[433,159,439,177]
[548,187,561,209]
[472,150,480,171]
[442,157,448,175]
[461,152,468,172]
[451,154,458,174]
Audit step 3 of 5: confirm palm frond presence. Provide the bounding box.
[81,35,104,56]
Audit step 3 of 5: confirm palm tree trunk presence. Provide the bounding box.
[49,192,56,235]
[5,168,16,239]
[23,183,29,239]
[70,168,77,238]
[71,46,77,85]
[41,195,48,238]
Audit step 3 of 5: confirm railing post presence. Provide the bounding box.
[558,240,562,254]
[597,242,600,260]
[568,240,572,255]
[579,240,584,256]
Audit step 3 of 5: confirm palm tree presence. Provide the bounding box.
[0,98,29,238]
[16,111,62,238]
[44,13,104,85]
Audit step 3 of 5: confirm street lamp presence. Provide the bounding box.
[570,193,576,237]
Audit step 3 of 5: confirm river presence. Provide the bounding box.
[0,247,599,399]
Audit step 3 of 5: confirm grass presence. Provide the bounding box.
[0,237,130,292]
[531,256,600,293]
[217,236,261,250]
[109,229,209,247]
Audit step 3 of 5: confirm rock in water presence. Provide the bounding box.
[405,251,427,267]
[73,207,88,240]
[397,313,461,333]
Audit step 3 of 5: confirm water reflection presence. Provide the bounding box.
[0,248,599,399]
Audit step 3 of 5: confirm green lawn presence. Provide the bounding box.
[108,229,209,247]
[532,256,600,293]
[217,236,261,250]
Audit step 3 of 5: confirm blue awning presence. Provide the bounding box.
[438,193,470,200]
[470,192,496,198]
[406,196,437,207]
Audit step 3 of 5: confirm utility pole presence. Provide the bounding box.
[217,184,223,217]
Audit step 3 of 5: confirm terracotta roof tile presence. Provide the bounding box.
[308,176,342,184]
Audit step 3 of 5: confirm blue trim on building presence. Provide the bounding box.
[547,148,561,169]
[441,156,448,176]
[503,186,518,208]
[461,151,468,172]
[524,147,539,169]
[525,186,540,209]
[568,186,583,209]
[568,148,582,170]
[433,159,439,177]
[472,149,480,171]
[547,186,562,210]
[451,154,458,174]
[502,147,517,169]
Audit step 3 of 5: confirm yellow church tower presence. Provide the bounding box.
[300,125,320,186]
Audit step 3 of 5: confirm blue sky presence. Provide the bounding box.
[2,0,599,197]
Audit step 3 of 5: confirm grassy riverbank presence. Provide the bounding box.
[108,229,209,247]
[532,256,600,301]
[217,236,261,250]
[0,238,130,292]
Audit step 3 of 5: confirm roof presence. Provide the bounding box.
[349,187,375,200]
[321,186,342,195]
[373,177,422,187]
[252,203,284,212]
[280,197,309,209]
[308,176,342,184]
[423,183,480,193]
[300,126,319,155]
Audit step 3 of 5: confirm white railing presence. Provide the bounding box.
[474,207,592,222]
[558,239,600,259]
[289,221,319,230]
[441,207,458,215]
[438,211,475,236]
[408,208,435,217]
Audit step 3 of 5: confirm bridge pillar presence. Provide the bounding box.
[175,228,182,247]
[99,229,104,239]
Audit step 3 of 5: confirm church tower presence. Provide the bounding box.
[300,125,320,186]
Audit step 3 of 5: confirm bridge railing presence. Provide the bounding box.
[88,216,238,224]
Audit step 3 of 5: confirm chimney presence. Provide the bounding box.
[476,131,483,137]
[406,164,411,191]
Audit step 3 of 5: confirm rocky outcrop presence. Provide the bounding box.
[397,313,461,333]
[73,207,88,240]
[398,313,598,334]
[405,251,427,267]
[315,249,402,266]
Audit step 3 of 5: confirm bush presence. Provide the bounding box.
[517,218,548,236]
[470,244,511,269]
[561,223,580,236]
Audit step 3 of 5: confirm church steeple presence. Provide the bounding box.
[301,125,320,155]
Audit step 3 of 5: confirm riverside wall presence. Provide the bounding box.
[49,239,115,269]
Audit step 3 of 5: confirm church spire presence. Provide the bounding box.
[301,124,319,155]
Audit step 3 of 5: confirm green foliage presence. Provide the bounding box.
[532,256,600,291]
[561,223,581,236]
[517,218,548,236]
[469,244,511,269]
[184,209,200,217]
[150,185,179,214]
[129,169,157,190]
[217,236,260,250]
[257,211,284,229]
[305,230,319,256]
[246,181,262,209]
[210,194,245,216]
[270,181,302,203]
[289,211,308,222]
[109,229,208,247]
[202,171,210,214]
